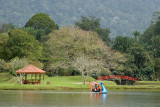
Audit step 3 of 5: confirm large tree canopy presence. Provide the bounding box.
[112,36,135,53]
[0,33,9,59]
[45,26,125,78]
[6,29,42,60]
[45,26,108,68]
[75,16,110,44]
[25,13,59,35]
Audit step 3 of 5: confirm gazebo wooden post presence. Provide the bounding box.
[35,74,37,83]
[30,74,32,83]
[39,74,41,83]
[43,74,44,81]
[25,74,27,81]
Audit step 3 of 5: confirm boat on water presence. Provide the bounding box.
[89,82,108,94]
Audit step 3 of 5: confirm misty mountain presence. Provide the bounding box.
[1,0,160,37]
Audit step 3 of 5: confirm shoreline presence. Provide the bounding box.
[1,74,160,91]
[0,84,160,91]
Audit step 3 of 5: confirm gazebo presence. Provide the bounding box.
[16,65,46,84]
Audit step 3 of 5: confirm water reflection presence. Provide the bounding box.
[89,93,108,107]
[90,93,107,99]
[101,93,108,99]
[0,91,160,107]
[19,91,44,105]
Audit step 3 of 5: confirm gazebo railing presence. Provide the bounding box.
[22,79,41,84]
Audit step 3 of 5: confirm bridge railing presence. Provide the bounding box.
[97,75,138,81]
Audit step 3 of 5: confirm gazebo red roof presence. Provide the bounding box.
[16,65,46,74]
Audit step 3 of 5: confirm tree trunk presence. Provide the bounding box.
[43,74,44,81]
[20,73,24,85]
[9,74,11,79]
[51,71,54,76]
[81,71,83,78]
[83,78,86,85]
[83,76,87,85]
[20,75,23,84]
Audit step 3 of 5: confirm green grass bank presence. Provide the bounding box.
[0,73,160,91]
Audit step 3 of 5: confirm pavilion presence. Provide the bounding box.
[16,65,46,84]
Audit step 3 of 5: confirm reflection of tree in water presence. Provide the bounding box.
[90,93,108,107]
[90,93,108,99]
[19,91,44,106]
[5,91,109,106]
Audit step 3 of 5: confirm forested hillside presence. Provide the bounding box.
[1,10,160,81]
[1,0,160,37]
[0,1,160,82]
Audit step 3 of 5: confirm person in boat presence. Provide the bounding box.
[96,84,101,92]
[92,84,101,92]
[98,84,101,92]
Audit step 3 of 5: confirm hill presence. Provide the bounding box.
[1,0,160,37]
[0,73,15,84]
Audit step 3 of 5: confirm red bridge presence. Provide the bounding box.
[97,75,138,81]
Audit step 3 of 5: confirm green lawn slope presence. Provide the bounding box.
[0,73,16,84]
[0,73,160,91]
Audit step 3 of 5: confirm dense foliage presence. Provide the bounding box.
[6,29,42,60]
[0,33,9,59]
[75,16,110,44]
[44,26,125,79]
[25,13,59,35]
[111,13,160,80]
[0,11,160,82]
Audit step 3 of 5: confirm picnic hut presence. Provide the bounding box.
[16,65,46,84]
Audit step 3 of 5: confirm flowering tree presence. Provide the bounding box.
[45,26,126,78]
[9,58,29,84]
[72,55,107,84]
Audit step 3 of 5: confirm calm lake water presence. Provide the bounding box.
[0,90,160,107]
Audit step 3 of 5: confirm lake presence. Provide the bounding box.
[0,90,160,107]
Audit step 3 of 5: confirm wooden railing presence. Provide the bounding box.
[22,79,41,84]
[97,75,138,81]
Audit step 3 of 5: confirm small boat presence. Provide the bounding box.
[89,82,108,94]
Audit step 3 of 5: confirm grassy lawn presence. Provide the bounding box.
[0,73,16,84]
[134,81,160,85]
[0,73,10,82]
[0,72,160,91]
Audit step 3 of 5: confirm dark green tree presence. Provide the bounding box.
[0,23,14,33]
[6,29,42,60]
[0,33,9,60]
[129,43,150,68]
[75,16,110,44]
[140,13,160,58]
[140,23,155,45]
[132,31,140,41]
[153,12,160,36]
[155,58,160,80]
[151,35,160,58]
[128,43,154,80]
[25,13,59,35]
[112,36,135,53]
[75,16,100,31]
[21,27,46,42]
